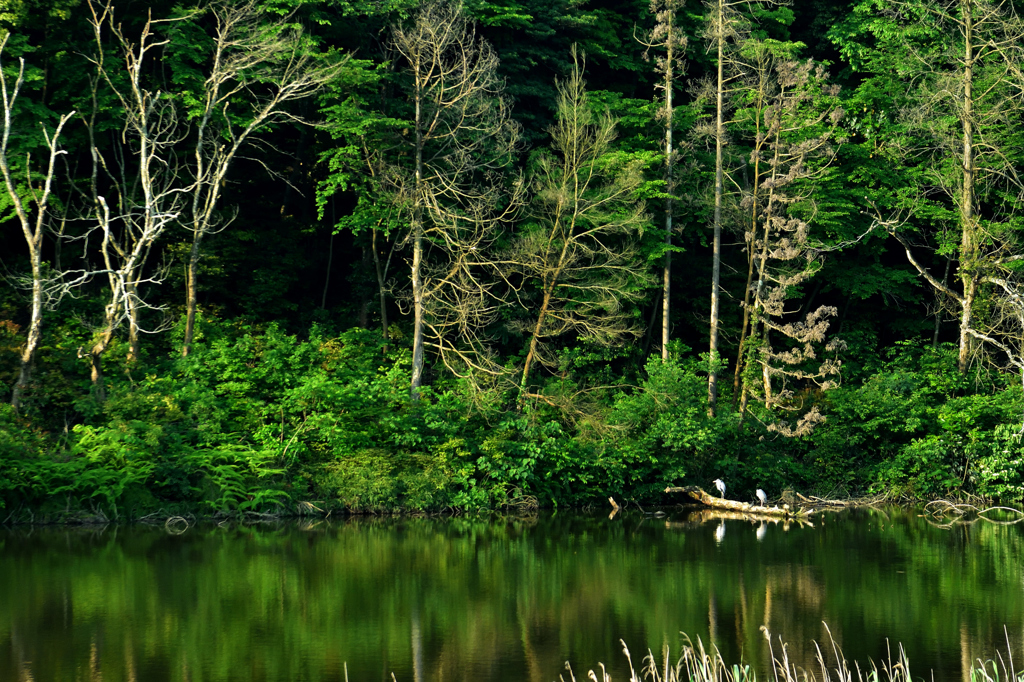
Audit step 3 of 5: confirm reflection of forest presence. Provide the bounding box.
[697,512,1024,682]
[0,509,1022,682]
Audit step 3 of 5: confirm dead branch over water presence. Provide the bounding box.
[923,499,1024,527]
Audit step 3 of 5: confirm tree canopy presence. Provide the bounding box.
[3,0,1024,519]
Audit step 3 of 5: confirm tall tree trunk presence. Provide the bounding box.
[322,233,335,310]
[761,329,772,406]
[182,232,203,357]
[410,70,425,398]
[661,10,675,361]
[733,117,764,409]
[641,290,663,358]
[1,64,72,410]
[11,256,43,411]
[520,287,555,401]
[519,222,573,402]
[87,324,115,403]
[739,373,750,417]
[733,253,755,409]
[747,111,785,413]
[126,282,141,363]
[373,229,389,354]
[933,257,952,347]
[708,0,725,415]
[958,0,976,373]
[411,214,425,397]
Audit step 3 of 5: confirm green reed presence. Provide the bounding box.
[561,626,1022,682]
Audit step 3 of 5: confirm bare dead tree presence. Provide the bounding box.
[181,0,350,356]
[73,0,188,398]
[745,220,846,436]
[0,37,75,411]
[639,0,688,361]
[61,0,350,398]
[508,50,652,404]
[390,0,523,399]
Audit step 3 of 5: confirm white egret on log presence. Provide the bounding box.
[713,478,726,498]
[756,488,767,506]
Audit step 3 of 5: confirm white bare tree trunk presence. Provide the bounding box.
[708,0,725,415]
[0,41,74,410]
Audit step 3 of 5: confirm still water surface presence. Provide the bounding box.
[2,507,1023,682]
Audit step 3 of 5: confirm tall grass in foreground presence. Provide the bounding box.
[561,626,1023,682]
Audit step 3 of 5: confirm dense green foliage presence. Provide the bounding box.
[2,0,1024,519]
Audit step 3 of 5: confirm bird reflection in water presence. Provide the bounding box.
[715,520,726,544]
[756,521,767,542]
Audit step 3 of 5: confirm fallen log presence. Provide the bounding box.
[663,486,813,518]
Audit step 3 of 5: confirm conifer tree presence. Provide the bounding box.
[732,47,846,431]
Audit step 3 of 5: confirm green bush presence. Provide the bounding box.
[7,316,1024,516]
[974,425,1024,503]
[605,352,728,495]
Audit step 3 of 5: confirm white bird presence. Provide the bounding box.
[756,522,767,542]
[713,478,726,498]
[756,488,768,506]
[715,521,726,544]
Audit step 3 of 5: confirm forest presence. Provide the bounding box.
[2,0,1024,520]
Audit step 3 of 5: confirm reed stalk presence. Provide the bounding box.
[558,625,1024,682]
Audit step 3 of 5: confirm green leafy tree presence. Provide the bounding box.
[835,0,1024,372]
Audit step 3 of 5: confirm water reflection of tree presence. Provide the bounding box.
[1,512,1023,682]
[667,507,1024,680]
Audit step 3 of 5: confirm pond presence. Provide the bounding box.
[1,506,1023,682]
